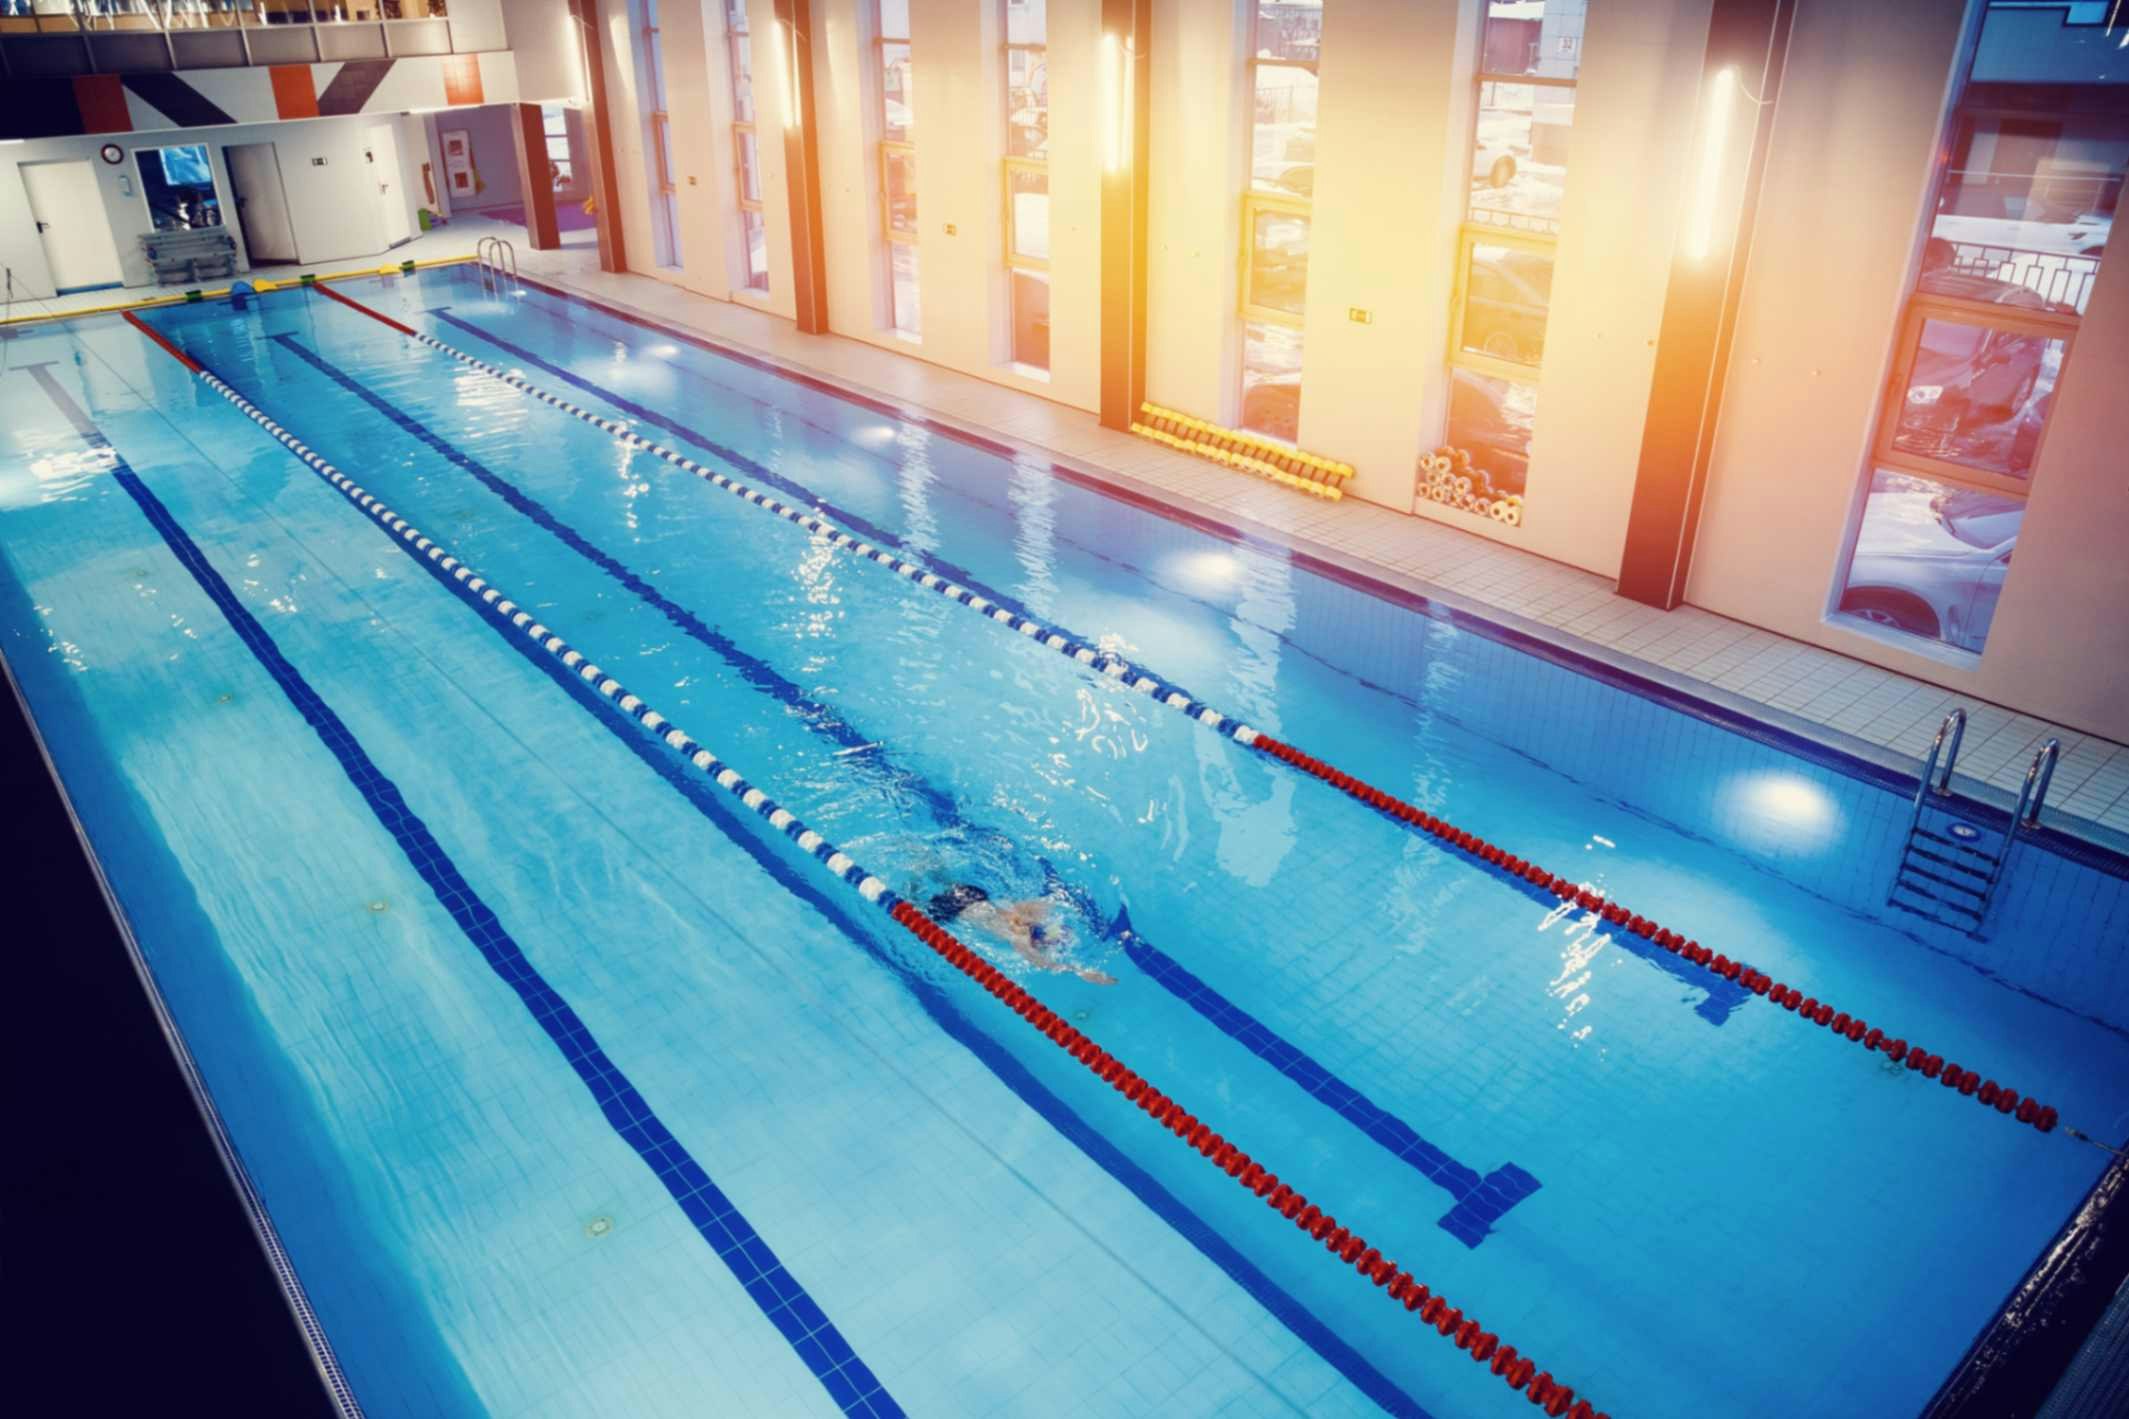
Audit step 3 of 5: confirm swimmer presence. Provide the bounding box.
[927,882,1117,986]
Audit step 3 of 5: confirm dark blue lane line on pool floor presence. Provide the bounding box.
[20,365,905,1419]
[412,302,1749,1025]
[268,331,957,827]
[1113,915,1540,1247]
[173,343,1434,1418]
[260,330,1539,1248]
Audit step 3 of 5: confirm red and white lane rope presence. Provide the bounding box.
[298,290,2070,1144]
[132,310,1613,1419]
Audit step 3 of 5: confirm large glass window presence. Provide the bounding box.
[1435,1,1586,509]
[876,0,919,336]
[1834,1,2122,656]
[1240,0,1323,442]
[135,143,223,231]
[1003,0,1049,373]
[633,0,680,269]
[726,0,769,292]
[540,104,575,193]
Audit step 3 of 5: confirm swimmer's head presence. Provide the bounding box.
[928,882,991,922]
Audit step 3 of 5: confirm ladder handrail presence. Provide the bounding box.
[1908,708,1967,835]
[473,236,519,295]
[2017,737,2061,829]
[1963,737,2062,927]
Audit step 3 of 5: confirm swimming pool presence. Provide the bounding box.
[3,265,2126,1418]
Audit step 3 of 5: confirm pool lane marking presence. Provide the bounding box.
[314,288,2078,1137]
[137,320,1434,1419]
[139,313,1610,1419]
[320,284,1756,1027]
[259,327,1540,1248]
[37,352,905,1419]
[263,331,960,822]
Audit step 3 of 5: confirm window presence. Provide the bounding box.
[726,0,769,292]
[1833,1,2124,656]
[540,104,575,193]
[633,0,680,269]
[876,0,918,336]
[1240,0,1323,442]
[135,144,222,232]
[1439,0,1586,509]
[1003,0,1048,372]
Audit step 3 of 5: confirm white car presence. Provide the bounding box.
[1839,485,2021,653]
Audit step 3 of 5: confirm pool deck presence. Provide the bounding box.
[29,230,2129,845]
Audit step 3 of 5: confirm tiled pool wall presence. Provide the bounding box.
[1294,561,2129,1029]
[1081,502,2129,1031]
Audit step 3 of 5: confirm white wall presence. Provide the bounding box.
[3,113,430,298]
[438,104,528,212]
[497,0,587,99]
[575,0,2129,741]
[1693,0,2129,741]
[805,0,1101,410]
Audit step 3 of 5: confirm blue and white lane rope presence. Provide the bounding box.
[145,313,1610,1419]
[158,354,903,909]
[309,287,2096,1148]
[312,285,1270,751]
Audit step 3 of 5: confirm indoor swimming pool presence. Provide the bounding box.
[3,266,2126,1419]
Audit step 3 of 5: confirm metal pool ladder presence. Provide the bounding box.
[1887,708,2060,935]
[475,236,519,295]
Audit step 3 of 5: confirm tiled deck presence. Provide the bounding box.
[34,232,2128,844]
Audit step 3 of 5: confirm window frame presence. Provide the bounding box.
[1236,2,1325,441]
[1239,190,1311,329]
[1002,155,1049,271]
[1872,296,2074,496]
[874,2,918,336]
[724,0,768,294]
[1447,225,1554,383]
[1828,2,2128,657]
[880,140,920,245]
[1001,0,1048,373]
[1435,3,1586,509]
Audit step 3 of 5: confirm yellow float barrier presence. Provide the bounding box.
[0,255,481,327]
[1130,401,1353,501]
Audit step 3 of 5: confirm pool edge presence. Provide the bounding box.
[0,645,367,1419]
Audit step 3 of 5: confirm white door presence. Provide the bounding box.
[223,143,299,266]
[21,160,125,294]
[364,123,414,249]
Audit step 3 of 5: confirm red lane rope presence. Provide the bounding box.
[294,274,2066,1141]
[1249,735,2063,1138]
[121,310,201,373]
[885,899,1611,1419]
[314,280,418,336]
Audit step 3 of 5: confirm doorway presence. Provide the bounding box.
[222,142,299,266]
[364,123,414,249]
[20,159,125,295]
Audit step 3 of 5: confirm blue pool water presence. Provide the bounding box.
[3,267,2126,1418]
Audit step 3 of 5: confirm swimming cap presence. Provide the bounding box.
[928,882,991,922]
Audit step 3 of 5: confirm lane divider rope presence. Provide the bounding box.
[136,307,1612,1419]
[300,285,2068,1143]
[61,349,902,1419]
[260,327,1543,1249]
